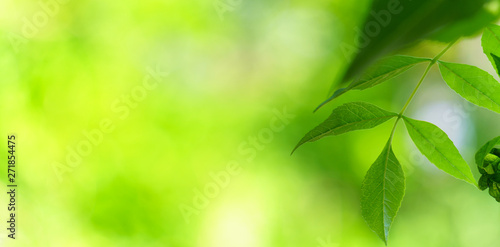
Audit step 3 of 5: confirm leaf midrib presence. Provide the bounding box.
[382,144,392,242]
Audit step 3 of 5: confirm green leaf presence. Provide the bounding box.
[482,24,500,76]
[476,137,500,201]
[316,56,430,111]
[361,140,405,245]
[489,182,500,202]
[293,102,397,153]
[438,61,500,114]
[350,56,431,90]
[475,136,500,169]
[403,117,476,185]
[479,175,490,191]
[491,53,500,77]
[342,0,490,83]
[431,7,499,43]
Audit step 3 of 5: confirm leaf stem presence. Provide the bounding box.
[389,40,458,143]
[397,63,433,117]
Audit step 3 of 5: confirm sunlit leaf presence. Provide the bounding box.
[403,117,476,185]
[482,24,500,76]
[438,61,500,114]
[361,140,405,245]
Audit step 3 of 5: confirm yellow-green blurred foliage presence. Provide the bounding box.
[0,0,499,246]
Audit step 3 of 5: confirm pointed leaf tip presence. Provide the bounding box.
[361,140,405,244]
[403,116,476,185]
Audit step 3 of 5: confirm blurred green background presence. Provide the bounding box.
[1,0,500,246]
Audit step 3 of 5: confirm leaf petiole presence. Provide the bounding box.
[388,40,458,143]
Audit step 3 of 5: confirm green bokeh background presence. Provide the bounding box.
[1,0,500,246]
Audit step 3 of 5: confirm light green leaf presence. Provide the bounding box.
[316,56,430,111]
[438,61,500,114]
[403,117,476,185]
[361,140,405,245]
[475,136,500,169]
[482,24,500,76]
[293,102,397,153]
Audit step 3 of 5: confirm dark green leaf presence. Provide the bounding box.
[475,136,500,170]
[438,61,500,114]
[293,102,397,153]
[431,7,499,43]
[342,0,490,82]
[403,117,476,185]
[491,53,500,77]
[488,182,500,201]
[476,137,500,201]
[492,148,500,157]
[479,175,490,191]
[361,140,405,245]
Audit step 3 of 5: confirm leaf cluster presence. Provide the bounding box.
[294,24,500,245]
[476,138,500,201]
